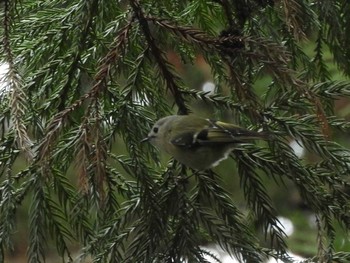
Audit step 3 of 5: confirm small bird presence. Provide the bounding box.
[142,115,268,170]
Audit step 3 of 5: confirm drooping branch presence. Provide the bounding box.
[58,0,101,111]
[38,19,134,161]
[130,0,189,115]
[2,0,33,160]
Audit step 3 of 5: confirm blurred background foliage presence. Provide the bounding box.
[2,0,350,262]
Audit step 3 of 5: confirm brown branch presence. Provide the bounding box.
[130,0,189,115]
[3,0,33,161]
[280,0,307,40]
[145,16,290,119]
[146,15,330,135]
[145,16,219,47]
[146,16,293,75]
[38,20,133,161]
[145,16,312,92]
[74,100,107,202]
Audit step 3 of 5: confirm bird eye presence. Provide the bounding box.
[153,127,159,133]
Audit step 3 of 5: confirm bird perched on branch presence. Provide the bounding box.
[142,115,269,170]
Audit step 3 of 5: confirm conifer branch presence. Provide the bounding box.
[38,20,133,161]
[57,0,100,110]
[130,0,189,115]
[2,0,350,261]
[2,0,33,160]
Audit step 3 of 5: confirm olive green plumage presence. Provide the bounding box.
[143,115,268,170]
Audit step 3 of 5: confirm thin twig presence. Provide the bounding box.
[130,0,189,115]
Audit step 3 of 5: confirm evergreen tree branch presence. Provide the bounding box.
[2,0,350,261]
[195,171,269,261]
[130,0,189,115]
[28,176,46,263]
[0,157,17,254]
[279,0,317,40]
[2,0,33,160]
[38,19,133,161]
[57,0,100,110]
[233,152,288,254]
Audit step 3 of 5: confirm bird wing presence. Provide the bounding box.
[206,120,267,140]
[170,118,267,147]
[170,131,197,147]
[168,116,209,147]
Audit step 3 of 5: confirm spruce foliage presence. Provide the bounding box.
[1,0,350,262]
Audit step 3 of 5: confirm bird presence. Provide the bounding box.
[142,115,269,170]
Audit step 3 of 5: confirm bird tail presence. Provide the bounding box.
[213,120,271,141]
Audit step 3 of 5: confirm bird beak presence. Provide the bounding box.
[141,137,150,143]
